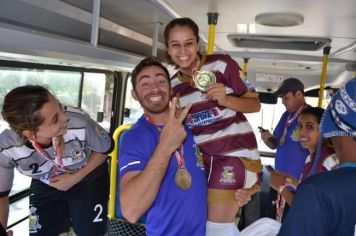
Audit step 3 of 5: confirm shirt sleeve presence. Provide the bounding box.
[0,152,15,195]
[118,128,157,180]
[84,114,113,154]
[222,54,256,96]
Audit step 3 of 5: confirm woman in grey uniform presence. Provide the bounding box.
[0,85,113,236]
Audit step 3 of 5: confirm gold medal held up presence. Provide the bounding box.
[192,71,216,92]
[175,167,192,190]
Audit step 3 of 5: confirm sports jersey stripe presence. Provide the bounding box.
[171,75,183,88]
[224,149,260,160]
[196,132,258,157]
[194,121,254,143]
[201,59,227,74]
[120,161,141,172]
[65,129,85,142]
[178,87,234,110]
[3,146,35,161]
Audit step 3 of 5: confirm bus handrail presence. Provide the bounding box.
[108,124,132,218]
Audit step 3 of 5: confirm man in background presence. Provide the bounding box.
[261,78,309,221]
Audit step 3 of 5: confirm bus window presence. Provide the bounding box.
[0,67,82,123]
[123,75,143,125]
[245,102,285,154]
[81,72,114,131]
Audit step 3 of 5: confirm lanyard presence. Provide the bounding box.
[177,54,207,88]
[144,115,185,169]
[28,136,67,172]
[279,104,306,145]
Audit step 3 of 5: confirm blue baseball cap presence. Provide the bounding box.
[320,78,356,138]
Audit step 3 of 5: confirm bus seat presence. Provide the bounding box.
[108,124,146,235]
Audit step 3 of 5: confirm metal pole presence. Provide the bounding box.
[207,13,219,55]
[152,22,161,57]
[318,47,331,107]
[243,58,249,76]
[91,0,101,46]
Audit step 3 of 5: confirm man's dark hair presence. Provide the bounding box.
[131,57,170,91]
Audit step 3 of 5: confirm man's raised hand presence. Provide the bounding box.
[159,97,192,154]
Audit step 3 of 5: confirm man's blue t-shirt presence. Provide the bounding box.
[118,116,207,236]
[273,111,309,179]
[279,167,356,236]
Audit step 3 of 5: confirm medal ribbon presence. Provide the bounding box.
[144,115,185,169]
[279,104,306,145]
[28,136,67,172]
[177,55,207,89]
[272,184,287,222]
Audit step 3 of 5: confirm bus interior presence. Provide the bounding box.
[0,0,355,234]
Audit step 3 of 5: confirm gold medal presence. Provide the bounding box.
[175,167,192,190]
[192,70,216,92]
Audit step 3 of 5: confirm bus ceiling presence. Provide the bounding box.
[0,0,355,91]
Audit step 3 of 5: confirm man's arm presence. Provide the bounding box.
[120,98,191,223]
[120,142,176,223]
[0,196,9,229]
[49,152,107,191]
[205,84,261,113]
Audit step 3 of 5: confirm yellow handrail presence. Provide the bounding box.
[108,123,132,218]
[318,47,331,108]
[207,13,219,55]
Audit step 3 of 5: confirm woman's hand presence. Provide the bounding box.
[49,172,80,191]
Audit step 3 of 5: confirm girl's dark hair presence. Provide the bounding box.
[2,85,51,138]
[131,57,170,91]
[163,17,200,47]
[301,106,325,124]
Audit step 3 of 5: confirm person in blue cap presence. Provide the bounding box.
[278,78,356,235]
[261,77,309,221]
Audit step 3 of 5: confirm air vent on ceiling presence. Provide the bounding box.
[227,34,331,51]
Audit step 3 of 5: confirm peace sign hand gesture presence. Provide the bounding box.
[159,97,192,156]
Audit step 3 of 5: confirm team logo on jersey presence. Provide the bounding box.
[29,206,42,233]
[239,70,254,90]
[291,127,300,142]
[186,107,222,128]
[71,150,83,161]
[219,166,236,185]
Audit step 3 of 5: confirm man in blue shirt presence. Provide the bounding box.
[118,57,207,235]
[261,78,309,221]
